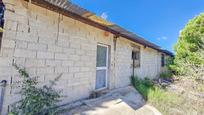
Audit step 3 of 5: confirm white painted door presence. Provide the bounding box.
[96,44,108,90]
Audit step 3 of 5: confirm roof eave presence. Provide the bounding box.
[24,0,172,54]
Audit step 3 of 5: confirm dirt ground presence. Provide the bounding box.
[166,77,204,115]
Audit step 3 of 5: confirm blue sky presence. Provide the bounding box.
[72,0,204,52]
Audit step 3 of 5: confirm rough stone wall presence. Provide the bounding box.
[0,0,166,114]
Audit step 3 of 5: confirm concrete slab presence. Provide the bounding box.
[61,86,161,115]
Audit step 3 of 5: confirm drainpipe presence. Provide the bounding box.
[0,80,7,114]
[132,59,135,77]
[132,50,136,77]
[113,35,119,88]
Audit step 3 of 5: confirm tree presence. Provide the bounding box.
[171,13,204,78]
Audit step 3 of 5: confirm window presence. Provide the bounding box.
[132,51,140,60]
[132,47,140,68]
[0,2,5,29]
[0,2,5,49]
[161,54,165,67]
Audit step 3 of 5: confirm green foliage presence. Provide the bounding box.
[172,13,204,76]
[165,56,174,69]
[131,76,155,99]
[10,64,62,115]
[0,27,3,32]
[131,76,183,114]
[160,72,173,79]
[131,76,178,100]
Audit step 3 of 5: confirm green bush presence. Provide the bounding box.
[10,64,62,115]
[172,13,204,77]
[131,76,178,101]
[131,76,154,99]
[159,72,173,79]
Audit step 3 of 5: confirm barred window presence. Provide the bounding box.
[132,47,140,68]
[161,54,165,67]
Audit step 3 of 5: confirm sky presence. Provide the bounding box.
[72,0,204,52]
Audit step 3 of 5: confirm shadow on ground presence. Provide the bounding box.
[60,86,161,115]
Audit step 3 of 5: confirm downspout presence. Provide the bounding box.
[0,80,7,114]
[132,49,136,77]
[132,59,135,77]
[113,35,119,88]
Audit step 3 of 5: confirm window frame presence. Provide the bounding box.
[161,54,165,67]
[132,46,141,68]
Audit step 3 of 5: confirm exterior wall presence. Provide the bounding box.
[0,0,167,114]
[115,37,163,88]
[115,38,133,88]
[137,47,162,79]
[0,1,116,114]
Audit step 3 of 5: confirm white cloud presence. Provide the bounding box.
[157,36,168,40]
[100,12,108,20]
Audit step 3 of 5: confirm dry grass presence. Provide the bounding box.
[131,76,204,115]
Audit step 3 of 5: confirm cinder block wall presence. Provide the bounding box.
[0,0,116,114]
[0,0,165,114]
[115,37,163,88]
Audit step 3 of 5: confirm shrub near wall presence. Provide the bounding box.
[131,76,183,114]
[10,64,62,115]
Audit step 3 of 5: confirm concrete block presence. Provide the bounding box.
[61,73,74,80]
[1,48,14,57]
[25,59,45,67]
[17,23,29,33]
[37,67,54,74]
[62,61,74,67]
[0,57,13,67]
[0,67,14,76]
[69,55,80,61]
[4,30,16,40]
[57,38,70,48]
[46,60,62,67]
[54,67,69,73]
[54,53,68,60]
[48,45,63,53]
[1,39,15,48]
[69,67,80,73]
[14,49,36,58]
[80,67,90,72]
[63,48,75,55]
[4,20,18,31]
[39,35,56,44]
[13,57,26,66]
[28,43,47,51]
[75,50,85,55]
[16,32,38,43]
[16,41,28,49]
[70,42,80,49]
[37,52,54,59]
[74,61,84,67]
